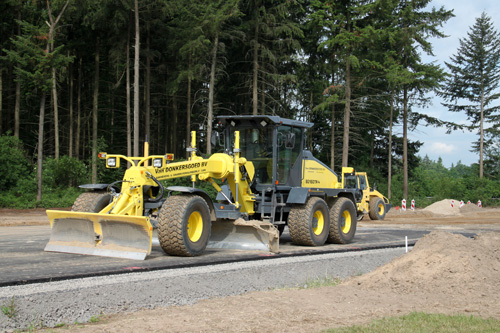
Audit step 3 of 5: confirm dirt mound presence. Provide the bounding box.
[419,199,483,216]
[422,199,461,216]
[386,209,436,219]
[460,203,482,214]
[344,231,500,295]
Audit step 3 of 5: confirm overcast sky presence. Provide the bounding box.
[408,0,500,167]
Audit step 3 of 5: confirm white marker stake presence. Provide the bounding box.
[405,236,408,253]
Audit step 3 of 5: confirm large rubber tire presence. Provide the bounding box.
[328,197,357,244]
[288,197,330,246]
[369,197,386,220]
[72,192,111,213]
[158,195,211,257]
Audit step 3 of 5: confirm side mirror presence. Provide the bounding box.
[211,131,220,148]
[285,132,295,149]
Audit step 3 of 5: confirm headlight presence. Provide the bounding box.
[153,158,163,168]
[107,157,117,167]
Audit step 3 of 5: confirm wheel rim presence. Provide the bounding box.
[312,210,324,235]
[187,211,203,242]
[378,202,385,215]
[341,209,352,233]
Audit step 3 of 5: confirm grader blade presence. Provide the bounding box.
[208,218,279,253]
[44,210,153,260]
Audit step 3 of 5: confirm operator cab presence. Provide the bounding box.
[217,115,312,189]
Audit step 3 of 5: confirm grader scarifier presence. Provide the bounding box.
[45,115,391,260]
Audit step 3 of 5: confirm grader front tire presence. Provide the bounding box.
[158,195,211,257]
[72,192,111,213]
[328,197,357,244]
[288,197,330,246]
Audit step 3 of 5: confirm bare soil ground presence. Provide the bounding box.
[2,201,500,332]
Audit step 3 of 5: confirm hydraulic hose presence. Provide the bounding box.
[145,172,164,203]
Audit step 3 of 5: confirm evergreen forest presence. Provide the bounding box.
[1,0,500,208]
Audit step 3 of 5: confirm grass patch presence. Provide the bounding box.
[1,297,16,319]
[299,276,342,289]
[89,315,101,323]
[326,312,500,332]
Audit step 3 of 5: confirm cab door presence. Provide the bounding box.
[357,173,371,212]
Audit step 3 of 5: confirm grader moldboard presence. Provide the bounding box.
[45,115,391,260]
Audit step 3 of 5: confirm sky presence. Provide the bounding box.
[408,0,500,168]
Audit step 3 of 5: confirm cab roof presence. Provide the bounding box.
[217,115,314,129]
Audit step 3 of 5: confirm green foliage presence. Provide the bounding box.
[2,20,73,94]
[42,156,90,189]
[327,312,500,332]
[388,156,500,207]
[1,298,17,319]
[440,12,500,128]
[89,315,101,323]
[0,185,82,209]
[299,276,341,289]
[0,134,33,191]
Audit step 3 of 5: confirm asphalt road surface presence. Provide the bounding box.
[0,224,471,286]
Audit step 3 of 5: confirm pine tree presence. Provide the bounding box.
[440,12,500,179]
[388,0,453,199]
[3,20,73,200]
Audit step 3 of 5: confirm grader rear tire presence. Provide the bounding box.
[158,195,211,257]
[288,197,329,246]
[328,197,357,244]
[72,192,111,213]
[369,197,386,220]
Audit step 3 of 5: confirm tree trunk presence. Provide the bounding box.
[479,88,484,178]
[76,58,82,159]
[207,33,218,155]
[172,94,178,156]
[342,58,351,167]
[91,38,100,183]
[387,92,394,199]
[308,91,313,151]
[261,78,265,115]
[14,81,20,138]
[330,102,335,170]
[403,87,408,199]
[0,69,3,135]
[330,69,335,170]
[37,93,46,201]
[133,0,140,156]
[145,21,151,144]
[369,130,374,169]
[68,61,73,157]
[126,24,132,159]
[52,67,60,159]
[14,11,21,138]
[186,57,192,159]
[45,0,70,157]
[252,18,259,116]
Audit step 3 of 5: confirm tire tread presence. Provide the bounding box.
[288,197,328,246]
[158,195,210,257]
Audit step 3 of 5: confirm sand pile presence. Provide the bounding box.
[422,199,481,216]
[423,199,461,215]
[460,203,482,214]
[344,231,500,295]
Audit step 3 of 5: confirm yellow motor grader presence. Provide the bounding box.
[45,115,391,260]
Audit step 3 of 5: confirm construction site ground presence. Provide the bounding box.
[0,201,499,331]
